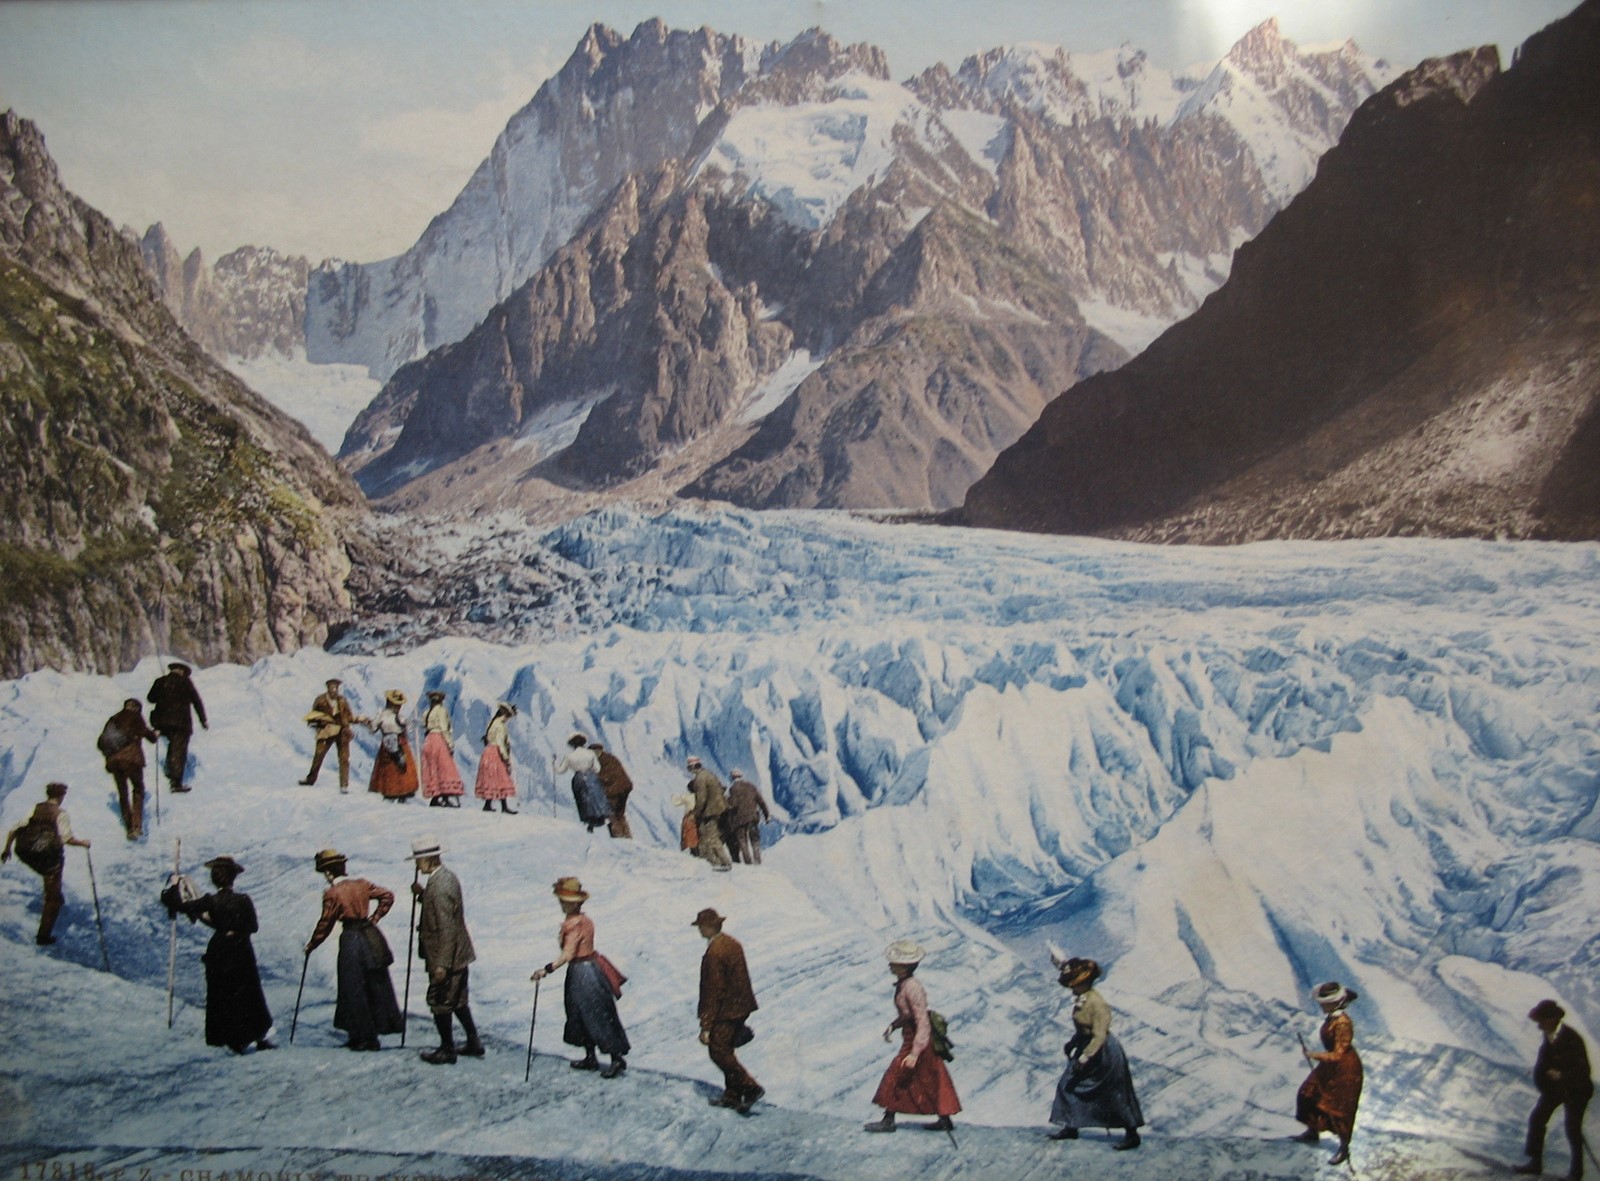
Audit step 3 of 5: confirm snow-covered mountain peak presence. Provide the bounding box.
[1224,16,1292,78]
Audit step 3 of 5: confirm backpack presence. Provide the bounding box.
[96,716,126,757]
[928,1010,955,1062]
[13,805,64,875]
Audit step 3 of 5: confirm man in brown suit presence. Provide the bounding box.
[589,742,634,839]
[102,698,158,839]
[300,679,363,791]
[695,907,763,1112]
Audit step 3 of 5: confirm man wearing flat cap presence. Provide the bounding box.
[694,907,763,1112]
[410,838,483,1064]
[148,661,207,793]
[301,678,364,791]
[1516,999,1592,1179]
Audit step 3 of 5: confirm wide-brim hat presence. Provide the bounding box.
[553,875,589,902]
[692,907,724,927]
[314,848,347,873]
[1060,957,1101,988]
[495,701,517,716]
[408,838,443,862]
[204,854,244,875]
[1315,981,1357,1009]
[1529,999,1566,1022]
[384,689,406,706]
[886,939,925,965]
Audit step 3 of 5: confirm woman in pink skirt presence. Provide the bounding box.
[474,702,518,814]
[420,691,465,808]
[864,939,962,1133]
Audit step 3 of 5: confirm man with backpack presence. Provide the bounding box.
[1,782,91,945]
[99,698,158,839]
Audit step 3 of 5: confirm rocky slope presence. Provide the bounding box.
[0,110,368,678]
[339,19,1392,513]
[137,224,310,361]
[961,1,1600,542]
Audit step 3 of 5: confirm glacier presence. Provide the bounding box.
[1,506,1596,1178]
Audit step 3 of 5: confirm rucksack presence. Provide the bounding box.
[96,717,126,757]
[13,807,63,875]
[928,1010,955,1062]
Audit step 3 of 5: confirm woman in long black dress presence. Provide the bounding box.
[163,854,275,1054]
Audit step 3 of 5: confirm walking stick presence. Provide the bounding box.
[289,948,310,1043]
[153,738,162,828]
[84,848,110,972]
[166,837,180,1027]
[524,976,541,1082]
[400,863,420,1047]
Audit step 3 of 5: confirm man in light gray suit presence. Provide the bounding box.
[408,838,484,1064]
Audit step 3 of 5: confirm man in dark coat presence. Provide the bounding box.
[301,678,363,791]
[724,770,771,865]
[589,743,634,839]
[102,698,158,838]
[1516,999,1593,1179]
[1,782,90,945]
[688,756,732,871]
[147,661,207,793]
[695,907,763,1112]
[409,838,483,1064]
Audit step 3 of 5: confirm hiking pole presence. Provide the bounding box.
[289,947,310,1043]
[153,739,162,828]
[524,976,541,1082]
[400,863,420,1047]
[84,848,110,972]
[166,837,181,1027]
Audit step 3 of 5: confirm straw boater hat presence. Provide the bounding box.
[886,939,925,965]
[1314,981,1357,1009]
[314,848,347,874]
[408,837,443,862]
[495,702,517,716]
[553,876,589,902]
[692,907,725,928]
[204,854,244,875]
[384,689,406,707]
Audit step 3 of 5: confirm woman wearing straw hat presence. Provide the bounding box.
[1294,981,1364,1166]
[1048,957,1143,1150]
[162,854,275,1054]
[420,691,465,808]
[531,876,629,1077]
[367,690,418,802]
[474,703,519,814]
[864,940,961,1134]
[305,848,404,1051]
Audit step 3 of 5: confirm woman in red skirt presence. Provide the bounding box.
[1295,980,1364,1166]
[864,939,961,1133]
[367,690,418,801]
[473,702,518,814]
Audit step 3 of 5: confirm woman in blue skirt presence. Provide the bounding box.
[1049,956,1143,1150]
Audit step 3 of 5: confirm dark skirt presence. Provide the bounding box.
[202,932,273,1049]
[1297,1050,1363,1141]
[571,770,612,825]
[334,923,404,1042]
[562,957,629,1056]
[1052,1031,1144,1130]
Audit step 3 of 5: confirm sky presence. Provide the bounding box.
[0,0,1578,263]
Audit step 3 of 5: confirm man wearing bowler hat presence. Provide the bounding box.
[694,907,763,1112]
[1516,999,1593,1180]
[409,837,483,1064]
[148,661,207,793]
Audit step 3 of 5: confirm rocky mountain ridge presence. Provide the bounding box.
[0,110,368,678]
[337,18,1394,513]
[961,0,1600,541]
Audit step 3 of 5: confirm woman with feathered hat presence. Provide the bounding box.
[1294,981,1364,1166]
[1048,956,1143,1150]
[863,939,961,1134]
[530,876,629,1076]
[161,854,275,1054]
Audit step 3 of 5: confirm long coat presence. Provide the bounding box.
[1535,1024,1594,1100]
[417,865,476,972]
[173,888,273,1050]
[699,932,758,1025]
[148,672,207,734]
[1296,1010,1363,1141]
